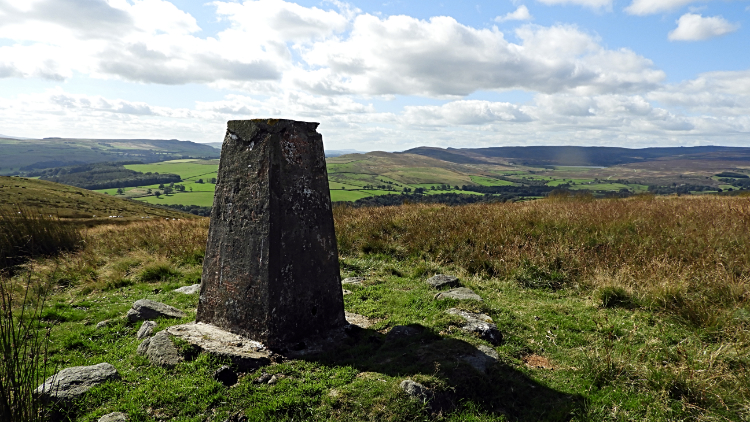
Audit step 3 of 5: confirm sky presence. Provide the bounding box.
[0,0,748,151]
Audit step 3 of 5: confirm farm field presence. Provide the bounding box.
[86,147,750,208]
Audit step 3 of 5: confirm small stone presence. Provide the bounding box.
[137,330,182,368]
[446,308,502,345]
[126,299,186,322]
[434,287,482,301]
[341,277,365,286]
[213,366,238,387]
[98,412,128,422]
[462,345,499,373]
[400,380,432,402]
[254,372,272,384]
[267,375,279,385]
[35,363,120,403]
[221,412,248,422]
[385,325,422,343]
[426,274,460,289]
[136,321,157,340]
[96,320,109,329]
[342,289,352,295]
[174,284,200,294]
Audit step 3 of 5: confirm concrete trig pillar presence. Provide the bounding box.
[197,119,345,349]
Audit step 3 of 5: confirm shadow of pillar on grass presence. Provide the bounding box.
[295,323,585,421]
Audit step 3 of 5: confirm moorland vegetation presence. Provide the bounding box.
[1,194,749,421]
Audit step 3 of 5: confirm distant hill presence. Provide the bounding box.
[401,146,750,167]
[0,137,220,175]
[0,176,195,220]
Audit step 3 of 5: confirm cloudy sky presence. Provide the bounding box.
[0,0,748,151]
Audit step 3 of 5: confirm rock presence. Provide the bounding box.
[345,311,374,329]
[35,363,120,403]
[98,412,128,422]
[137,330,182,368]
[446,308,502,345]
[174,284,200,294]
[341,277,365,286]
[254,372,272,384]
[400,380,432,402]
[434,287,482,301]
[213,365,238,387]
[426,274,459,289]
[222,412,248,422]
[166,322,271,371]
[136,321,157,340]
[342,289,352,295]
[196,119,347,350]
[96,320,109,329]
[126,299,186,322]
[385,325,422,343]
[462,345,499,373]
[267,375,279,385]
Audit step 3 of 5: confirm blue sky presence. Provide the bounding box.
[0,0,748,151]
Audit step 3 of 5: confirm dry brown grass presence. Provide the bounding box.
[334,195,750,328]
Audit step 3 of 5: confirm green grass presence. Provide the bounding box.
[136,192,216,207]
[330,190,375,202]
[0,176,194,220]
[569,183,630,191]
[469,176,516,187]
[125,161,218,182]
[5,196,750,420]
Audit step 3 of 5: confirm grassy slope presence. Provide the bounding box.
[9,196,749,421]
[0,176,194,220]
[0,138,219,175]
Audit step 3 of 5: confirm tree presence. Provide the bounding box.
[147,188,152,194]
[163,186,173,195]
[196,179,204,184]
[116,187,124,195]
[158,184,165,189]
[154,190,161,198]
[210,178,217,184]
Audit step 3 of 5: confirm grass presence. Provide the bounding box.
[4,195,750,420]
[0,176,193,220]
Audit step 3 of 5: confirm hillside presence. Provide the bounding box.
[0,176,196,220]
[3,196,749,421]
[402,145,750,167]
[0,137,220,175]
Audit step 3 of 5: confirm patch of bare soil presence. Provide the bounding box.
[522,354,555,370]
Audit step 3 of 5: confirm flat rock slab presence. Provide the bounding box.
[435,287,482,301]
[462,345,499,373]
[446,308,502,345]
[137,330,183,368]
[426,274,460,289]
[341,277,366,286]
[136,320,157,339]
[99,412,128,422]
[126,299,186,322]
[174,284,200,294]
[167,322,271,371]
[35,363,119,403]
[345,311,374,328]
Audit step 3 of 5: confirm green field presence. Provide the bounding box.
[469,176,516,186]
[138,191,216,207]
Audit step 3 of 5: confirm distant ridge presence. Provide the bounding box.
[401,146,750,167]
[0,137,220,175]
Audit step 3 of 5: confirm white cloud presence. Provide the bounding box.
[400,100,533,126]
[535,0,612,10]
[625,0,711,15]
[298,18,663,97]
[495,5,533,22]
[668,13,739,41]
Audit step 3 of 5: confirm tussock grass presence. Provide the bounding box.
[0,208,82,271]
[334,196,750,326]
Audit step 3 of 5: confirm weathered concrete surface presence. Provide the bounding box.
[197,119,345,349]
